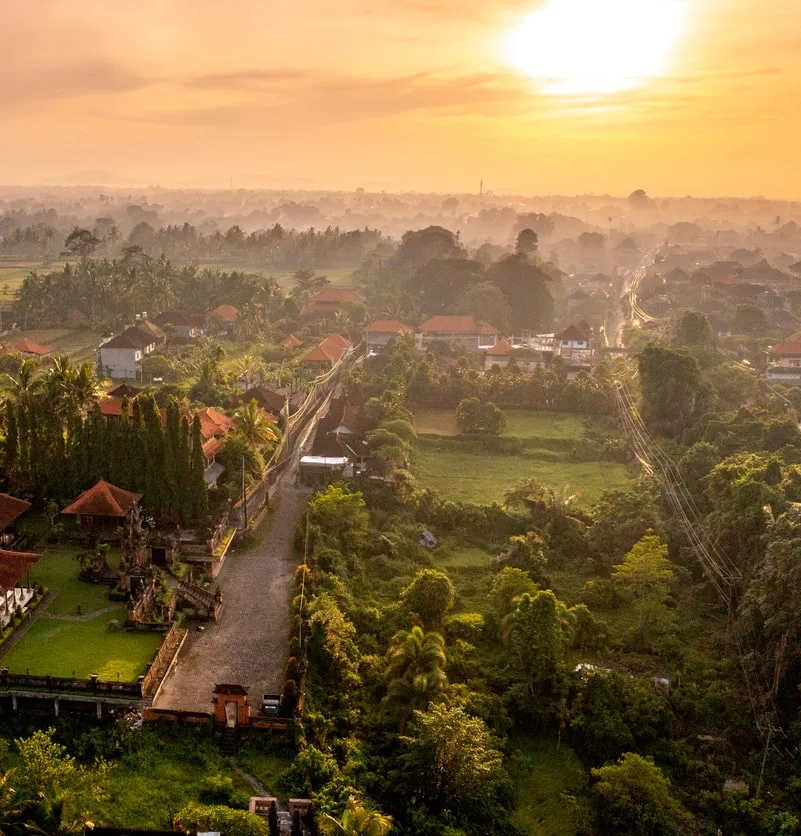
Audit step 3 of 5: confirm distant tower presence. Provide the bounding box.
[479,179,484,201]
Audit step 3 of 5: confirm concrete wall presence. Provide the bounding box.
[99,347,141,379]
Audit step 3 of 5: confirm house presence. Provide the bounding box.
[239,385,289,417]
[97,322,163,380]
[417,315,498,351]
[202,437,225,488]
[484,338,513,370]
[0,493,31,548]
[365,319,411,353]
[484,337,556,373]
[153,310,204,339]
[299,334,353,369]
[0,548,42,626]
[301,288,367,320]
[62,480,142,534]
[108,384,142,399]
[554,324,591,350]
[9,338,50,357]
[208,304,240,326]
[197,407,236,440]
[766,339,801,385]
[280,334,303,350]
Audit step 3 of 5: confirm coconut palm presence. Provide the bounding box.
[2,358,42,405]
[318,795,393,836]
[384,625,447,710]
[233,399,279,448]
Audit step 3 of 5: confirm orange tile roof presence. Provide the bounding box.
[366,319,412,334]
[300,334,352,365]
[307,288,366,305]
[0,494,31,532]
[280,334,303,349]
[202,437,224,459]
[419,315,497,336]
[771,340,801,356]
[0,549,41,592]
[11,338,50,356]
[486,338,512,356]
[96,397,133,418]
[62,480,142,518]
[208,304,240,323]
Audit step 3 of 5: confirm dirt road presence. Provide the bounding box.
[153,482,308,714]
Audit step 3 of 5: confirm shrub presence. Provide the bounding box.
[177,803,268,836]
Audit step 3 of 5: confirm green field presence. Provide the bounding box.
[412,439,633,507]
[3,328,103,364]
[413,408,590,440]
[2,614,161,679]
[195,264,355,288]
[2,546,162,679]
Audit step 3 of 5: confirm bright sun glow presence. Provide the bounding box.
[504,0,688,96]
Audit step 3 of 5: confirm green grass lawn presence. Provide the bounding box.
[2,614,161,679]
[195,264,355,288]
[412,439,633,507]
[237,744,294,801]
[508,739,592,834]
[29,547,120,616]
[412,408,592,441]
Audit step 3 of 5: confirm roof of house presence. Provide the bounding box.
[307,288,367,306]
[555,325,590,343]
[280,334,303,349]
[198,407,235,439]
[0,549,41,592]
[0,494,31,532]
[300,334,352,365]
[240,386,287,414]
[419,315,497,336]
[62,480,142,518]
[208,304,240,323]
[135,320,165,342]
[101,326,153,351]
[11,338,50,356]
[486,338,512,357]
[202,437,224,459]
[771,340,801,356]
[108,384,142,398]
[366,319,412,334]
[96,397,134,418]
[153,310,193,327]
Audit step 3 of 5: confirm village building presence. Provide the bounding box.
[153,310,205,340]
[766,338,801,385]
[280,334,303,350]
[202,437,225,488]
[301,288,367,321]
[62,480,143,535]
[417,315,498,351]
[97,321,164,380]
[207,304,240,333]
[299,334,352,369]
[0,493,31,548]
[0,548,41,629]
[238,385,288,419]
[8,338,51,357]
[365,319,411,354]
[108,384,142,399]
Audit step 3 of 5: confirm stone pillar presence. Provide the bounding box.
[96,701,102,719]
[11,694,17,711]
[53,697,59,717]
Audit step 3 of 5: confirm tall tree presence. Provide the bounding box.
[318,795,393,836]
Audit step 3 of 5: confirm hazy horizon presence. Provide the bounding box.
[4,0,801,199]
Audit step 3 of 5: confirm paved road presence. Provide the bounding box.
[153,479,309,714]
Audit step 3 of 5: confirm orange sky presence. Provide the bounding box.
[2,0,800,198]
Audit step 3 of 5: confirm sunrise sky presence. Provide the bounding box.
[2,0,800,198]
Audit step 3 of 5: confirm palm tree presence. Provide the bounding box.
[233,399,279,448]
[384,625,447,710]
[318,795,393,836]
[2,358,42,405]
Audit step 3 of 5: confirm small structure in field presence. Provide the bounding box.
[0,548,41,628]
[0,493,32,547]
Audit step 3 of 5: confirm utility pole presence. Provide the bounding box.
[242,455,248,529]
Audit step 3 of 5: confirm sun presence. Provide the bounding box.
[504,0,688,96]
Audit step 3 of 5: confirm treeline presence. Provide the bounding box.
[5,384,208,526]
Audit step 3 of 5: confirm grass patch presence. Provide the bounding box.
[412,408,593,442]
[29,547,120,616]
[508,739,592,835]
[412,439,633,507]
[237,743,294,801]
[194,264,355,288]
[7,328,105,364]
[2,614,161,679]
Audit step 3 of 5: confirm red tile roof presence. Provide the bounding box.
[0,494,31,532]
[300,334,352,365]
[366,319,412,334]
[771,340,801,356]
[307,288,366,305]
[96,397,133,418]
[11,338,50,356]
[0,549,41,591]
[202,437,223,459]
[486,338,512,356]
[62,480,142,518]
[208,304,240,323]
[280,334,303,349]
[198,407,235,440]
[419,315,497,336]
